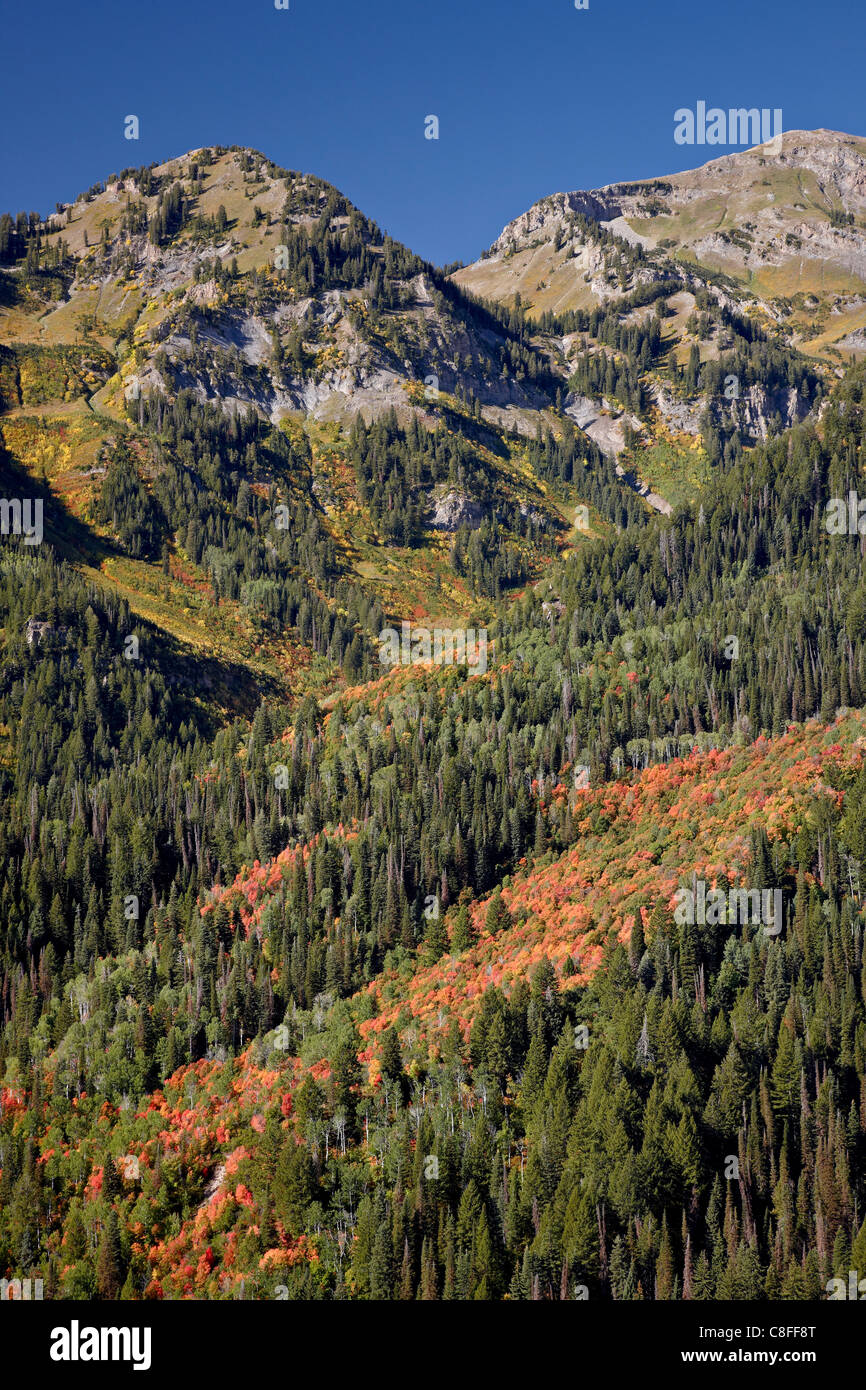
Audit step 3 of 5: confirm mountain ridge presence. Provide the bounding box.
[453,128,866,356]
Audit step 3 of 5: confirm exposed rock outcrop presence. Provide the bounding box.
[428,488,486,531]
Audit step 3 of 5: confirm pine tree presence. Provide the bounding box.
[96,1209,123,1299]
[451,902,476,952]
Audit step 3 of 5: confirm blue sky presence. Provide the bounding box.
[2,0,864,265]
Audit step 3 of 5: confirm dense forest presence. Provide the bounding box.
[2,339,866,1298]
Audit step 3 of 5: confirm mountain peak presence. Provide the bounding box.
[453,127,866,339]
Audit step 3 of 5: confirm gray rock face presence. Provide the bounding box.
[428,488,485,531]
[124,267,555,429]
[652,380,813,442]
[564,393,640,457]
[486,190,626,255]
[725,383,811,439]
[613,463,673,516]
[652,383,703,436]
[837,326,866,352]
[25,619,55,646]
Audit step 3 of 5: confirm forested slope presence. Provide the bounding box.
[3,360,866,1299]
